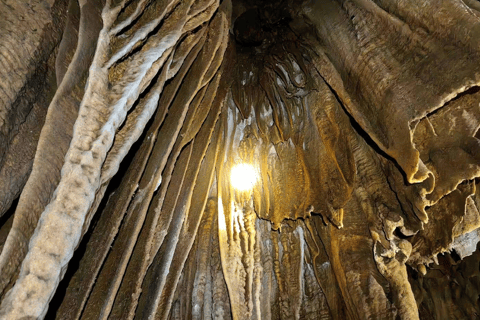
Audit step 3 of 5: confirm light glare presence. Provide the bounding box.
[230,163,257,191]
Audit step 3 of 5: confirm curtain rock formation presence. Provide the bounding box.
[0,0,479,319]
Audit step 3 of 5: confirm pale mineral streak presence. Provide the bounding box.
[0,0,479,319]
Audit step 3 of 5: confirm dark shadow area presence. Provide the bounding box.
[0,197,19,252]
[407,244,480,320]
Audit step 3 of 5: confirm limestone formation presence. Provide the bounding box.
[0,0,479,319]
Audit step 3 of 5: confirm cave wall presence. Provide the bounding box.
[0,0,479,319]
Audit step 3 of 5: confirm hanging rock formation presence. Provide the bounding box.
[0,0,479,319]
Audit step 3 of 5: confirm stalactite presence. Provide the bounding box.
[0,0,479,319]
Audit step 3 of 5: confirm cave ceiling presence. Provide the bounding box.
[0,0,480,319]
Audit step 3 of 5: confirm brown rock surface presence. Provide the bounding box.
[0,0,479,319]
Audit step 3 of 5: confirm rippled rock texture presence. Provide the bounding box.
[0,0,479,319]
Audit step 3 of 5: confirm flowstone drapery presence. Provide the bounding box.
[0,0,479,319]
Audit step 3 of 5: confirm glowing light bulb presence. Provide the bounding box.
[230,163,258,191]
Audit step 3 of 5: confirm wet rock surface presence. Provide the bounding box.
[0,0,479,319]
